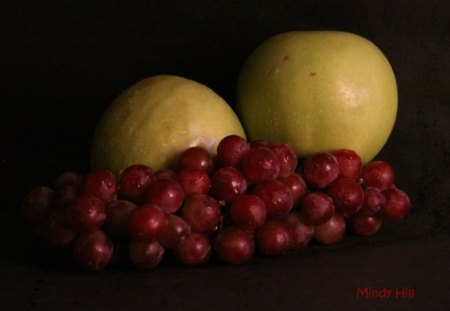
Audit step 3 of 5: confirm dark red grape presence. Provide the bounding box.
[359,187,385,216]
[253,180,294,219]
[22,186,54,224]
[210,166,247,203]
[104,200,137,239]
[41,209,78,247]
[67,194,107,233]
[81,170,117,205]
[178,169,211,195]
[363,161,395,190]
[159,214,191,249]
[54,171,83,189]
[154,169,178,181]
[73,230,113,271]
[300,192,335,225]
[332,149,363,180]
[129,239,164,269]
[54,183,79,210]
[181,194,221,233]
[313,212,346,245]
[250,140,272,150]
[214,227,254,264]
[381,187,411,221]
[269,143,298,177]
[174,232,211,266]
[128,204,166,241]
[302,152,339,188]
[327,178,364,217]
[349,214,382,236]
[283,212,314,250]
[178,146,213,172]
[241,147,280,183]
[119,164,154,204]
[255,220,292,257]
[53,170,83,210]
[216,135,250,167]
[277,173,307,208]
[146,179,184,214]
[230,194,267,231]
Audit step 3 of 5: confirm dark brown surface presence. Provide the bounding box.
[2,0,450,309]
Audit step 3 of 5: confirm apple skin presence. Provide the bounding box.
[91,75,246,175]
[236,31,397,164]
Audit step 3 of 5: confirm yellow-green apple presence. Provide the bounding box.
[91,75,246,175]
[236,31,397,164]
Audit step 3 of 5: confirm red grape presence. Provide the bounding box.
[67,194,107,233]
[381,187,411,221]
[53,171,83,209]
[277,173,307,207]
[181,194,221,233]
[178,169,211,195]
[41,209,78,247]
[81,169,117,205]
[129,239,164,269]
[216,135,250,167]
[250,140,272,150]
[81,170,117,204]
[154,169,178,181]
[104,199,137,239]
[178,146,213,172]
[119,164,154,204]
[269,143,298,177]
[159,214,191,249]
[332,149,362,180]
[300,192,335,225]
[22,186,54,224]
[54,183,79,210]
[359,187,385,216]
[73,230,113,271]
[230,194,267,231]
[253,180,294,219]
[241,147,280,183]
[349,214,382,236]
[146,178,184,214]
[214,227,255,264]
[302,152,339,188]
[255,220,292,257]
[313,212,346,245]
[210,166,247,203]
[175,232,211,266]
[128,204,166,241]
[54,171,84,189]
[363,161,395,190]
[327,178,364,216]
[283,212,314,250]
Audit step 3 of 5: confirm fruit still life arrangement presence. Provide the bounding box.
[22,31,411,271]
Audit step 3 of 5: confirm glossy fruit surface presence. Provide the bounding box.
[381,188,411,221]
[175,232,211,266]
[73,230,114,271]
[313,212,346,245]
[236,31,397,164]
[255,220,292,257]
[300,192,335,225]
[214,227,255,264]
[128,204,166,241]
[91,75,245,174]
[181,194,221,233]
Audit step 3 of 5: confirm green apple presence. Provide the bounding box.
[236,31,397,164]
[91,75,246,175]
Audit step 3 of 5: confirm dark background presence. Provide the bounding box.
[2,0,450,309]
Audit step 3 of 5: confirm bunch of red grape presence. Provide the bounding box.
[22,135,411,271]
